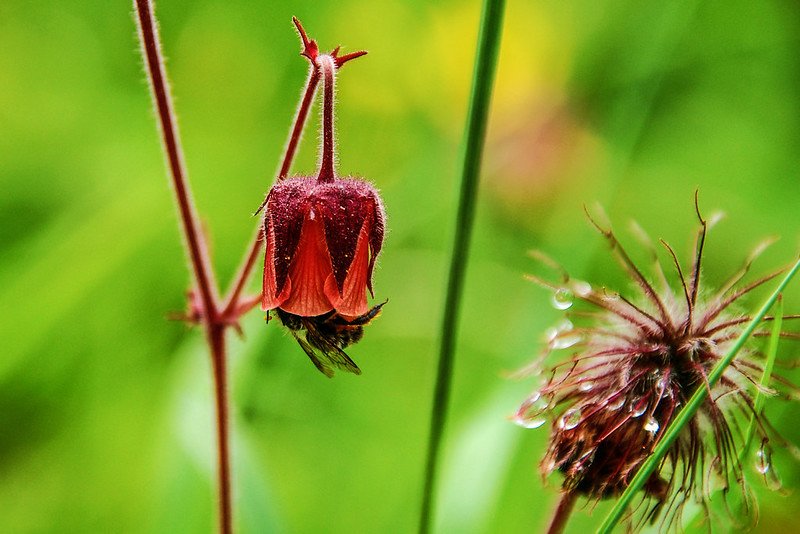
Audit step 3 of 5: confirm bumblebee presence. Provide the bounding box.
[274,301,386,377]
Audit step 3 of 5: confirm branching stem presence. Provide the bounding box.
[135,7,368,532]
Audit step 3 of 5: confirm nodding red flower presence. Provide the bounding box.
[516,200,799,529]
[260,19,386,377]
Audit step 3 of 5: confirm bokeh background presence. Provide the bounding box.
[2,0,800,532]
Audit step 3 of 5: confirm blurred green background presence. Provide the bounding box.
[2,0,800,532]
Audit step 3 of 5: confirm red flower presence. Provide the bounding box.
[261,176,385,319]
[259,19,386,376]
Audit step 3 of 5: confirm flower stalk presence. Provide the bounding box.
[133,2,230,532]
[318,54,336,183]
[546,491,577,534]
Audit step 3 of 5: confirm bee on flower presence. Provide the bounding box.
[516,199,799,531]
[260,19,386,377]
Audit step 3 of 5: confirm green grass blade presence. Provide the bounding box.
[418,1,506,533]
[597,257,800,534]
[739,296,783,465]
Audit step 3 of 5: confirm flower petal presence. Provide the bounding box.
[261,219,290,311]
[265,178,315,294]
[325,217,371,318]
[316,179,378,293]
[280,213,335,316]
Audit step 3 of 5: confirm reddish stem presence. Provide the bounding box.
[209,325,232,534]
[134,0,219,319]
[134,1,229,532]
[547,491,577,534]
[317,55,336,183]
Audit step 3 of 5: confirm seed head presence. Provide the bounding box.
[516,201,798,528]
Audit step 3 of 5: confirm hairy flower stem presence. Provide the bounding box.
[209,325,232,534]
[317,55,337,183]
[418,0,505,532]
[134,0,219,317]
[546,492,577,534]
[134,2,232,532]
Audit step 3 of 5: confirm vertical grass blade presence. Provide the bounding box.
[597,258,800,534]
[739,296,783,464]
[418,1,506,532]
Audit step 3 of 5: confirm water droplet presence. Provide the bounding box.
[754,443,783,490]
[755,445,772,475]
[515,392,549,429]
[546,319,582,349]
[606,397,625,411]
[559,408,582,430]
[556,319,574,332]
[629,398,647,418]
[552,288,573,310]
[579,381,593,392]
[644,417,659,434]
[514,416,546,429]
[545,327,558,343]
[656,374,670,393]
[551,333,583,350]
[572,280,592,298]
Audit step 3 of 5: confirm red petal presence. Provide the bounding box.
[325,218,371,318]
[261,220,290,311]
[265,178,314,295]
[280,213,335,316]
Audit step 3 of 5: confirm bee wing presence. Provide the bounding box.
[305,321,362,376]
[288,329,335,378]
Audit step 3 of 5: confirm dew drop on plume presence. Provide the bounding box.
[629,398,647,418]
[644,416,659,434]
[552,288,573,310]
[572,280,592,298]
[606,397,625,411]
[559,408,582,430]
[515,392,549,429]
[755,445,772,475]
[514,416,547,429]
